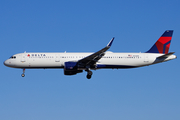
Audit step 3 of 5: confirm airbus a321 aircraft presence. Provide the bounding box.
[4,30,177,79]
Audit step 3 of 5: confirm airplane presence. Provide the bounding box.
[4,30,177,79]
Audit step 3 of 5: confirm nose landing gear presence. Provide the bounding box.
[21,69,25,77]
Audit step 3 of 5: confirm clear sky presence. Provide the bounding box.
[0,0,180,120]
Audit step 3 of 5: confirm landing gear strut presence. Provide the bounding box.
[21,69,25,77]
[86,69,93,79]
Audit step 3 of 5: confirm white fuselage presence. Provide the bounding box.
[3,31,176,79]
[4,52,177,69]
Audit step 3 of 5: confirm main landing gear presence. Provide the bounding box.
[86,69,93,79]
[21,69,25,77]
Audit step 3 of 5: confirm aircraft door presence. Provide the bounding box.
[55,54,60,62]
[21,54,26,62]
[144,54,149,63]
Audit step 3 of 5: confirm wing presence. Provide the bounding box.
[78,37,114,67]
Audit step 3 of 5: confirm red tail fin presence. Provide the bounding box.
[146,30,173,54]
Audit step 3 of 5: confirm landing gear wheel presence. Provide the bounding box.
[21,74,25,77]
[86,71,92,79]
[87,74,92,79]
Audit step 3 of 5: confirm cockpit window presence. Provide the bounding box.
[10,56,16,59]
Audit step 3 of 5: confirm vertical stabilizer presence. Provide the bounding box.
[146,30,173,54]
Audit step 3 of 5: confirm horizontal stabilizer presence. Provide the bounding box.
[157,52,175,59]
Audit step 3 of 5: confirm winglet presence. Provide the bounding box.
[107,37,115,47]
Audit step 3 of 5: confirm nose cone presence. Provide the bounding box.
[3,60,8,66]
[3,59,14,67]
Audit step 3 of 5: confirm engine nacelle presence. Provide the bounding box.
[64,62,77,70]
[64,70,83,75]
[64,62,83,75]
[64,70,77,75]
